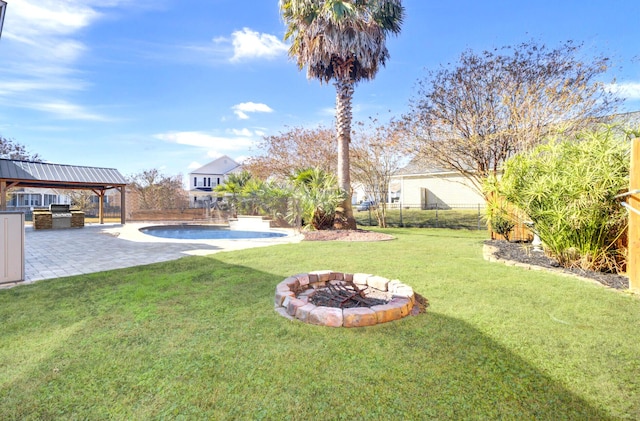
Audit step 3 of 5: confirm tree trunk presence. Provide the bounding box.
[334,79,357,229]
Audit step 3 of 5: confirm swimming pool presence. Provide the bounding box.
[139,225,288,240]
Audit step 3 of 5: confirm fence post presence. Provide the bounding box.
[399,202,403,227]
[628,138,640,292]
[435,203,439,228]
[477,204,481,231]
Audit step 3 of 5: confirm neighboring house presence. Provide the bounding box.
[7,187,71,210]
[188,155,241,207]
[599,110,640,127]
[391,110,640,210]
[7,187,120,212]
[351,183,369,205]
[391,157,485,209]
[7,187,121,216]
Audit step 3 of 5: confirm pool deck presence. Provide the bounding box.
[11,222,302,287]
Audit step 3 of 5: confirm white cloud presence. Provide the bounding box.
[0,80,83,96]
[207,150,224,159]
[8,1,99,38]
[154,130,260,165]
[233,102,274,113]
[231,102,274,119]
[234,155,250,164]
[234,110,250,120]
[3,1,98,66]
[187,161,203,170]
[154,130,255,150]
[229,28,288,62]
[187,28,286,65]
[229,128,254,137]
[607,82,640,100]
[32,101,110,121]
[0,0,119,120]
[320,107,336,116]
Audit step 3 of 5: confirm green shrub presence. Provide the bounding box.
[490,212,516,241]
[287,168,346,230]
[492,126,631,272]
[484,189,517,241]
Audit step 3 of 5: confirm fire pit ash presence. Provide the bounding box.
[306,281,390,308]
[274,270,425,328]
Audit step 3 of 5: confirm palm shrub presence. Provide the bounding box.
[239,178,268,215]
[287,168,346,230]
[215,170,253,215]
[258,182,291,225]
[492,126,630,272]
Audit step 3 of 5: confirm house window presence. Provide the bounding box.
[194,177,197,187]
[217,177,220,185]
[207,177,211,187]
[44,194,57,206]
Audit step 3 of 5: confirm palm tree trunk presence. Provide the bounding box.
[334,79,357,229]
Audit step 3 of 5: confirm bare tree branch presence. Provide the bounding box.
[244,126,337,181]
[128,169,187,210]
[406,40,621,198]
[351,118,409,227]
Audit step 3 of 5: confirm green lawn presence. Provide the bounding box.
[1,228,639,419]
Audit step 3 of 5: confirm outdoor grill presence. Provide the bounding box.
[32,204,85,230]
[49,204,72,229]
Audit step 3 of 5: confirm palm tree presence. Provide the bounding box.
[280,0,405,229]
[215,170,253,215]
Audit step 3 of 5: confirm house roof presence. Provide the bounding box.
[600,110,640,127]
[0,159,127,189]
[189,155,240,176]
[393,156,453,177]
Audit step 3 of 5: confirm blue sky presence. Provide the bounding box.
[0,0,639,179]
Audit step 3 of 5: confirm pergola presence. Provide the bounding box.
[0,158,128,224]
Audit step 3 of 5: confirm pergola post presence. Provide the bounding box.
[628,138,640,292]
[119,186,126,224]
[98,191,105,224]
[0,180,6,210]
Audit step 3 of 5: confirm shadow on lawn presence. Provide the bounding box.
[269,308,615,419]
[369,312,615,419]
[0,256,620,419]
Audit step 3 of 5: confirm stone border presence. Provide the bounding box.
[482,244,610,289]
[274,270,415,327]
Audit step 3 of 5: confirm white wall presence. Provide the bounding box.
[396,172,485,208]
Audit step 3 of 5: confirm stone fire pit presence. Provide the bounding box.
[274,270,416,327]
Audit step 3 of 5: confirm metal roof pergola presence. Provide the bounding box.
[0,158,128,224]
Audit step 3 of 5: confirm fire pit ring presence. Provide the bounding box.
[274,270,416,327]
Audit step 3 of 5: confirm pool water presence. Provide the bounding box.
[140,225,287,240]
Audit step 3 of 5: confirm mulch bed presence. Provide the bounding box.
[486,240,629,290]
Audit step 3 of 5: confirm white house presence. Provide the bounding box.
[391,157,485,209]
[188,155,241,207]
[7,187,71,210]
[390,111,640,210]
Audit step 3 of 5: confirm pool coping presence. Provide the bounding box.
[103,222,302,246]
